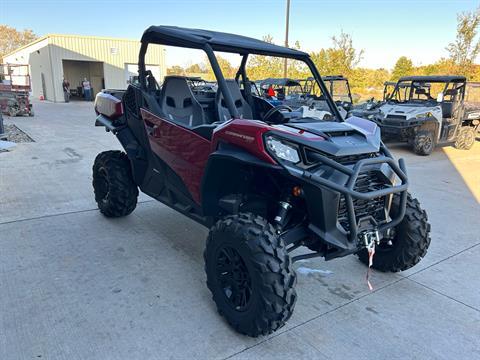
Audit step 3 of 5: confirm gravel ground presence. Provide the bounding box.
[2,124,34,143]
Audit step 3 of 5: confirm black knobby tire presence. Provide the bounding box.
[204,213,297,337]
[455,126,475,150]
[413,130,435,156]
[92,150,138,217]
[358,192,431,272]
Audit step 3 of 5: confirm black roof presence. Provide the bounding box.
[258,78,302,87]
[141,26,309,58]
[322,75,347,81]
[398,75,466,83]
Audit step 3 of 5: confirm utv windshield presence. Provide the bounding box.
[390,81,452,104]
[328,79,352,103]
[388,76,467,105]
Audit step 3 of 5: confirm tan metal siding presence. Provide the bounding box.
[3,38,53,100]
[5,35,165,102]
[49,35,164,101]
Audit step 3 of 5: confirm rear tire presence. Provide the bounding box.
[413,130,435,156]
[92,150,138,217]
[455,126,475,150]
[358,192,431,272]
[204,213,297,337]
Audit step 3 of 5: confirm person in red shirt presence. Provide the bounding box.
[267,85,275,97]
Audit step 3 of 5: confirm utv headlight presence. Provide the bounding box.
[415,112,431,119]
[265,136,300,163]
[467,112,480,119]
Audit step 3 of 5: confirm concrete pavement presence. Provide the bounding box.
[1,100,479,360]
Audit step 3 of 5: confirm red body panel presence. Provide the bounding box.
[211,119,276,164]
[140,109,211,204]
[138,112,323,205]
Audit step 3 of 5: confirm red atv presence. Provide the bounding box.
[93,26,431,337]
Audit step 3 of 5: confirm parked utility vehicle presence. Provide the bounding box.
[322,75,353,111]
[350,81,407,119]
[362,76,478,155]
[93,26,431,336]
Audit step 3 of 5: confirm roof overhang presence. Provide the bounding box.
[398,75,466,83]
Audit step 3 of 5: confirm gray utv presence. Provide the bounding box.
[361,75,478,155]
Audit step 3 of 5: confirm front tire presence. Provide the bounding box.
[204,213,297,337]
[358,192,431,272]
[92,150,138,217]
[413,130,435,156]
[455,126,475,150]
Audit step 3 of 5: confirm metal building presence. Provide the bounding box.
[3,34,166,102]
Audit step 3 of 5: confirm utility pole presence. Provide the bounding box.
[283,0,290,78]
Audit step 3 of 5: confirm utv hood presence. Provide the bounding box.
[379,103,442,122]
[281,116,381,156]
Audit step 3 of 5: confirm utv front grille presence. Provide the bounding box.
[304,148,380,166]
[386,114,407,120]
[337,170,389,232]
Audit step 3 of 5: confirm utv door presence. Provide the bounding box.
[140,108,211,205]
[440,85,465,142]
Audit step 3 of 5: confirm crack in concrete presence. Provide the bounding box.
[0,199,155,226]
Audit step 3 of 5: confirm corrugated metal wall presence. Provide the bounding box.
[49,35,165,102]
[3,38,52,100]
[5,35,165,102]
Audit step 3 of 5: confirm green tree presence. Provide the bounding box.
[391,56,413,81]
[167,65,185,75]
[310,31,363,79]
[185,63,204,74]
[446,7,480,78]
[0,25,38,60]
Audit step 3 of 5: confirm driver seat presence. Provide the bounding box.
[441,89,458,118]
[215,80,253,122]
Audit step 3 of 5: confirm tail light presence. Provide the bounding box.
[95,92,123,119]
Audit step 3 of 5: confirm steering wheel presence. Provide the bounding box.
[263,104,293,122]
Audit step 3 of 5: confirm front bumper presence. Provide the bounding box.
[283,145,408,258]
[373,117,433,139]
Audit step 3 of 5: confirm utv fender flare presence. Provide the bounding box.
[201,146,283,216]
[115,126,148,185]
[414,117,440,140]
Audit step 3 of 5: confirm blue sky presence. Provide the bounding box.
[2,0,479,69]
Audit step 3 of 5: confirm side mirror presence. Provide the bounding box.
[437,92,444,103]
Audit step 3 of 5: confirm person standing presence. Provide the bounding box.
[82,77,92,101]
[62,78,70,102]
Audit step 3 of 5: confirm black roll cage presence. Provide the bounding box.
[390,78,466,104]
[138,39,344,122]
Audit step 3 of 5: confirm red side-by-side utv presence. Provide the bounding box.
[92,26,431,337]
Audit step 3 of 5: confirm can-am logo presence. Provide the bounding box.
[225,131,255,143]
